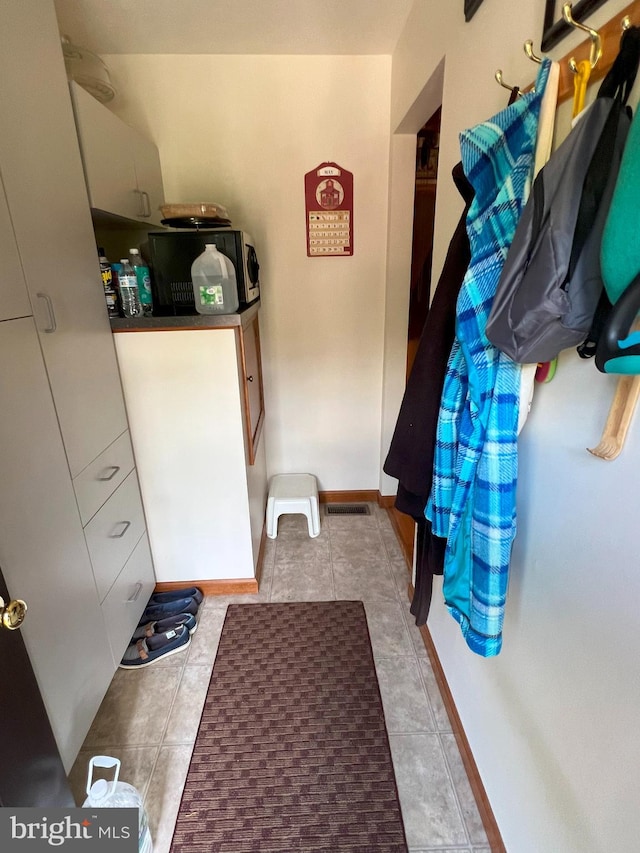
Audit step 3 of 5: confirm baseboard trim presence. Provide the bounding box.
[154,577,259,596]
[254,526,267,589]
[385,506,413,570]
[377,493,395,508]
[318,490,379,503]
[408,584,506,853]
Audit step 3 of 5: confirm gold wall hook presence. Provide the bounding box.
[563,2,603,72]
[495,69,522,95]
[524,40,543,64]
[622,15,631,32]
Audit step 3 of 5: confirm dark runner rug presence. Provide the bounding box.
[170,601,408,852]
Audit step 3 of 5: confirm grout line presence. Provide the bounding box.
[437,730,473,849]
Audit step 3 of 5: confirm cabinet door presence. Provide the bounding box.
[70,82,142,221]
[131,129,165,227]
[0,318,115,772]
[0,170,31,321]
[0,4,128,477]
[239,315,265,465]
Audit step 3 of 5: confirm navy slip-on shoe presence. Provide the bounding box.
[138,596,199,624]
[132,612,197,641]
[149,587,204,607]
[119,624,191,669]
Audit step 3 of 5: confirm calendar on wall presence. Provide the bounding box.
[304,162,353,257]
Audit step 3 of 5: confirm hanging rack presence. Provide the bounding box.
[523,40,543,64]
[494,69,523,95]
[562,2,603,73]
[526,2,640,105]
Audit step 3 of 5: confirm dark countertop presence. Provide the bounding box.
[111,301,260,332]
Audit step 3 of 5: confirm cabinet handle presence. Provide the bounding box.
[247,375,254,382]
[141,191,151,218]
[127,582,143,603]
[36,293,57,333]
[97,465,121,482]
[110,520,131,539]
[133,188,146,217]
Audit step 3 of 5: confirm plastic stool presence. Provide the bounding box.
[266,473,320,539]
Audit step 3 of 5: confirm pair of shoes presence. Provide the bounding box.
[132,611,197,641]
[119,587,205,669]
[138,587,204,624]
[120,625,191,669]
[150,587,204,607]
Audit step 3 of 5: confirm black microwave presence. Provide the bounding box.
[147,229,260,316]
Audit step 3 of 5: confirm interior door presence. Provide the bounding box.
[0,565,73,807]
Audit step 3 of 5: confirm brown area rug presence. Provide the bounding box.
[170,601,408,852]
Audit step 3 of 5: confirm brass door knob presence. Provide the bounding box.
[0,595,27,630]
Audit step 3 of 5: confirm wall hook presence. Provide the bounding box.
[495,69,523,96]
[563,2,603,73]
[524,40,543,64]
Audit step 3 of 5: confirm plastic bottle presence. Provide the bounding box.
[129,248,153,316]
[110,262,123,316]
[83,755,153,853]
[191,243,239,314]
[97,247,119,318]
[118,259,143,318]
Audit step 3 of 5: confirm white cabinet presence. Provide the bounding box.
[0,174,31,321]
[70,82,165,227]
[73,430,136,527]
[0,319,115,771]
[0,17,128,478]
[114,310,268,584]
[0,0,156,772]
[101,533,155,667]
[85,470,148,602]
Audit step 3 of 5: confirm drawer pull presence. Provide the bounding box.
[127,582,143,603]
[36,293,57,333]
[110,520,131,539]
[97,465,121,482]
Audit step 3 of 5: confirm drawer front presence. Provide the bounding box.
[102,533,156,668]
[74,431,135,526]
[85,470,146,601]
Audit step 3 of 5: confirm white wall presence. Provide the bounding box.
[388,1,640,851]
[103,54,391,492]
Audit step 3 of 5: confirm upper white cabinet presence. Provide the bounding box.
[70,82,165,227]
[0,172,31,321]
[0,10,128,478]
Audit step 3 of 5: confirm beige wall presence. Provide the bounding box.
[388,1,640,852]
[104,54,391,492]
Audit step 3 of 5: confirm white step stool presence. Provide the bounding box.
[266,473,320,539]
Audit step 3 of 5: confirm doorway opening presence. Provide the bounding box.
[389,106,441,567]
[407,107,441,374]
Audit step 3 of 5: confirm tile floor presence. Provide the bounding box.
[69,503,490,853]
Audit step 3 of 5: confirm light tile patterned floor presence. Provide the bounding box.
[68,504,490,853]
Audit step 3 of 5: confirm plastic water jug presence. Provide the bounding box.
[191,242,239,314]
[83,755,153,853]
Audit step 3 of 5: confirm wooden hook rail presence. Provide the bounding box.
[529,1,640,104]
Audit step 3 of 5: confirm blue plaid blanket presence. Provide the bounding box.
[428,60,551,657]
